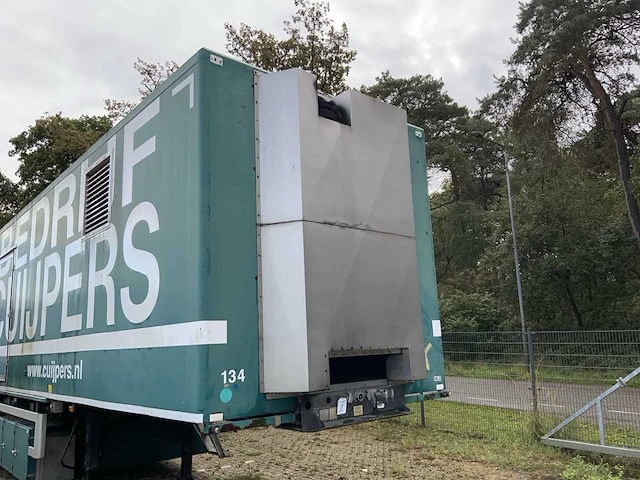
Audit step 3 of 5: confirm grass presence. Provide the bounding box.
[390,461,406,476]
[445,361,640,387]
[359,401,640,479]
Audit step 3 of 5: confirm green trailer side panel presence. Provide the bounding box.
[0,52,211,416]
[197,55,295,420]
[405,125,446,395]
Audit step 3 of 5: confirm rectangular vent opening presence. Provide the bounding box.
[329,355,389,385]
[84,157,111,234]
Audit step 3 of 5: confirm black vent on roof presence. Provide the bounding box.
[84,157,111,234]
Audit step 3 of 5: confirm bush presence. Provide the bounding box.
[439,290,515,332]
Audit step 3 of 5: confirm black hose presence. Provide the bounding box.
[60,421,78,472]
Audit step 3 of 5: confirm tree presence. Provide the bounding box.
[225,0,356,94]
[505,0,640,246]
[440,290,515,332]
[9,113,112,202]
[479,134,640,330]
[362,72,504,205]
[0,173,20,228]
[104,58,179,121]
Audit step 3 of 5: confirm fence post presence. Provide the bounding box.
[527,329,539,434]
[527,330,538,411]
[420,398,426,427]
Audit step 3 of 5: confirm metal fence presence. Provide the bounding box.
[417,330,640,456]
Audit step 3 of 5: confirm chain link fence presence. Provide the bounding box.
[410,330,640,454]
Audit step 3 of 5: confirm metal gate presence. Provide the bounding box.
[540,366,640,458]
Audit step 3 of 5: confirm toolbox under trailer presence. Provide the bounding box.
[0,48,445,479]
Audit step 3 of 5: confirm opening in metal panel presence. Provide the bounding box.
[329,355,389,385]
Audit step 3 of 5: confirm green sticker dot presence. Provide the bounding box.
[220,387,233,403]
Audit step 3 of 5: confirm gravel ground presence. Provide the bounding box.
[96,424,530,480]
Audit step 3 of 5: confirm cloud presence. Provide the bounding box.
[0,0,520,179]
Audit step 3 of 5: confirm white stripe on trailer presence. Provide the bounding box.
[0,385,224,424]
[0,320,227,357]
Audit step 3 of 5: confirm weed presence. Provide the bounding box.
[356,402,640,478]
[390,461,406,476]
[561,456,624,480]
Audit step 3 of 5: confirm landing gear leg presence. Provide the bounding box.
[83,409,101,480]
[180,426,193,480]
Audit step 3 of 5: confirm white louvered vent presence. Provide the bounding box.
[84,157,111,234]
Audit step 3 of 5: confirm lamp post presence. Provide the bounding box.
[472,133,526,337]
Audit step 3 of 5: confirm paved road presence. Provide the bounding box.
[444,376,640,427]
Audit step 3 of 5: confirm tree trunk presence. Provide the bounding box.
[564,284,584,330]
[579,61,640,247]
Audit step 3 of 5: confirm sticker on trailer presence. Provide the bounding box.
[436,384,444,391]
[337,397,347,416]
[432,320,442,337]
[353,405,363,416]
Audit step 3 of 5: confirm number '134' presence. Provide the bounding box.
[221,369,245,384]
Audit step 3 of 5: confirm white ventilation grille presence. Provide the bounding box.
[84,157,111,234]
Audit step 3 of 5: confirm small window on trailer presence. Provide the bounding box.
[84,156,111,235]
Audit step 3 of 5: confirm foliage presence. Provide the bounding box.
[8,113,112,205]
[561,456,624,480]
[439,290,515,332]
[480,143,640,330]
[502,0,640,245]
[104,58,179,122]
[225,0,356,94]
[0,173,20,228]
[104,58,177,122]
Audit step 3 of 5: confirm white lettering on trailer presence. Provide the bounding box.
[8,271,20,342]
[122,98,159,207]
[121,202,160,324]
[15,211,30,268]
[0,228,13,278]
[60,239,84,333]
[172,73,194,109]
[18,270,27,340]
[0,92,170,344]
[40,252,61,337]
[29,197,50,261]
[221,369,245,384]
[86,226,118,328]
[51,174,76,248]
[26,261,42,340]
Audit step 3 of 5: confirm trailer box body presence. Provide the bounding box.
[0,48,444,477]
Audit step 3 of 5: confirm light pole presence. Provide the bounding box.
[472,133,526,337]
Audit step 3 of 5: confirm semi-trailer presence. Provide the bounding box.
[0,48,445,479]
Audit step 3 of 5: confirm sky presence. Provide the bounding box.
[0,0,520,181]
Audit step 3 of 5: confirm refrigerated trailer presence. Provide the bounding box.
[0,48,445,479]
